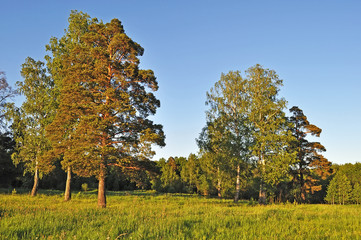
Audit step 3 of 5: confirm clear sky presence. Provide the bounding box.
[0,0,360,164]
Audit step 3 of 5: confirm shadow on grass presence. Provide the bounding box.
[0,188,251,205]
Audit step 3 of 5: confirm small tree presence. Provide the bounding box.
[180,154,202,193]
[338,174,352,205]
[325,177,337,204]
[325,173,352,205]
[352,183,361,204]
[6,58,55,196]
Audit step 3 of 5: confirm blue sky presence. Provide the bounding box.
[0,0,360,164]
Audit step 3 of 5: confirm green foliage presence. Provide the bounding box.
[198,70,254,200]
[153,157,187,193]
[352,183,361,204]
[81,183,88,192]
[244,65,296,186]
[46,12,165,179]
[333,163,361,186]
[1,192,361,239]
[325,173,352,204]
[0,132,18,188]
[6,58,55,175]
[180,154,202,193]
[198,65,296,203]
[44,10,98,169]
[326,163,361,205]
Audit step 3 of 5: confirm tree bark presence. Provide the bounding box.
[259,181,266,205]
[258,154,266,205]
[31,166,39,197]
[64,166,72,201]
[217,166,222,198]
[97,166,107,208]
[299,163,306,203]
[234,164,240,202]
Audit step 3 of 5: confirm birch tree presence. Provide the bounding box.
[6,58,55,196]
[198,71,253,202]
[45,10,96,201]
[246,65,296,204]
[199,65,296,204]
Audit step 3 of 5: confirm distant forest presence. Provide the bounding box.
[0,11,360,207]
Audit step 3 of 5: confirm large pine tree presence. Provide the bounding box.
[46,15,165,208]
[289,106,331,203]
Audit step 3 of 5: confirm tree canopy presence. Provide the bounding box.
[46,14,165,207]
[6,58,55,196]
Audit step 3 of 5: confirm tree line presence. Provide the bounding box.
[0,10,357,206]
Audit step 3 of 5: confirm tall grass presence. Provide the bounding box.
[1,190,360,239]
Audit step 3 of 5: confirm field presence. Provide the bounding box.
[1,190,361,239]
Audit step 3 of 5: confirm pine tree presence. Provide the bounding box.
[289,106,332,203]
[46,15,165,208]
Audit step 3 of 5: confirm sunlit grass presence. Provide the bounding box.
[1,190,361,239]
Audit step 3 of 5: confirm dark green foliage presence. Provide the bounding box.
[0,132,19,188]
[152,157,187,193]
[325,173,352,204]
[0,72,21,188]
[288,106,332,203]
[352,183,361,204]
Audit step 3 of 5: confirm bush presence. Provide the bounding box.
[81,183,88,192]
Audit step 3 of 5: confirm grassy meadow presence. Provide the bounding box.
[1,190,361,239]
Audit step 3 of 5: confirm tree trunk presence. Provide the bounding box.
[97,167,107,208]
[299,166,306,203]
[259,181,266,205]
[64,166,72,201]
[31,166,39,196]
[217,166,222,198]
[259,155,266,205]
[278,189,283,203]
[234,164,240,202]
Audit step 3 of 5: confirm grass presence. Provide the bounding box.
[1,190,361,239]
